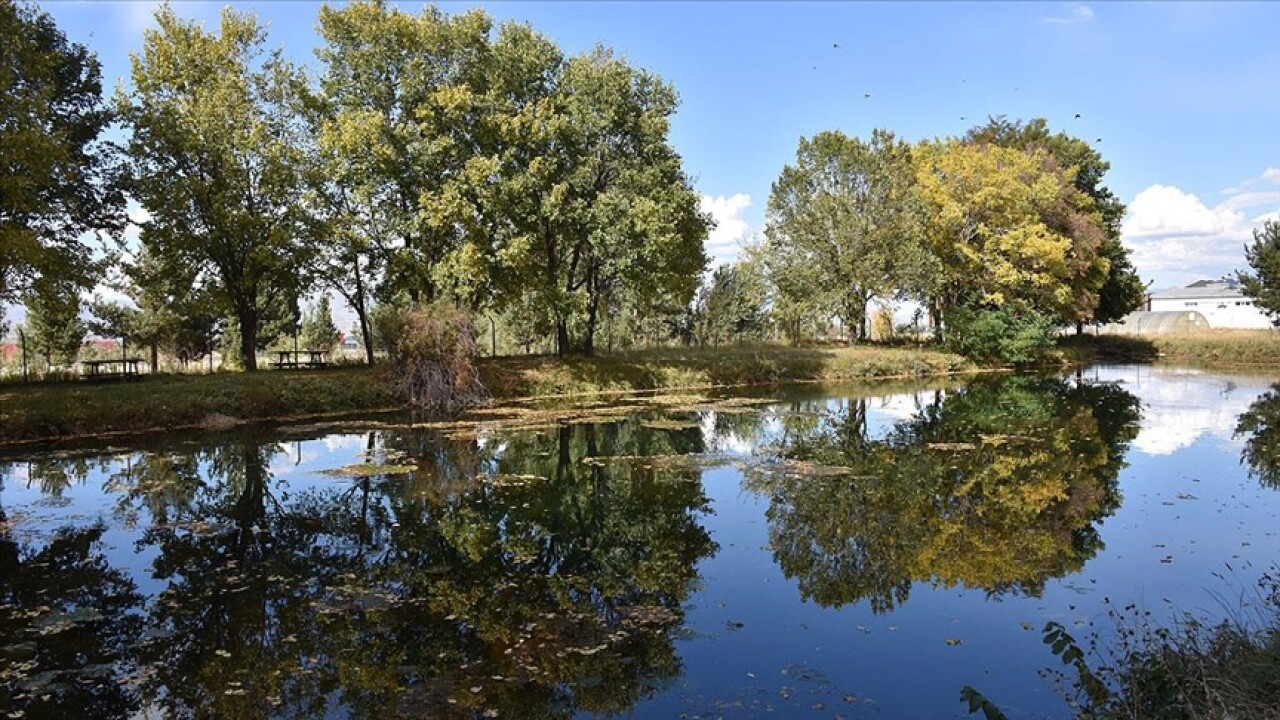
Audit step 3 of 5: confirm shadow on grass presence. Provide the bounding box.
[1057,334,1160,363]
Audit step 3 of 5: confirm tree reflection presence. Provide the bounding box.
[1235,384,1280,490]
[745,376,1142,612]
[115,421,715,717]
[0,523,143,720]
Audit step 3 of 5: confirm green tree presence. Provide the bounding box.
[118,6,312,371]
[88,250,184,372]
[493,47,708,355]
[299,295,339,352]
[0,0,123,303]
[693,260,769,346]
[24,281,85,367]
[1094,238,1149,326]
[1237,220,1280,325]
[168,312,219,369]
[310,0,493,308]
[766,129,934,341]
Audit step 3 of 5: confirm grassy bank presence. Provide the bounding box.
[1055,330,1280,367]
[477,343,974,398]
[0,344,974,446]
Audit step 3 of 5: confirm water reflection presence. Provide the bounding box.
[0,523,143,720]
[6,368,1280,719]
[1,423,717,719]
[744,376,1143,612]
[1236,384,1280,490]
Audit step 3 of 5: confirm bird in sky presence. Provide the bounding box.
[833,42,841,49]
[1074,113,1082,119]
[864,93,872,99]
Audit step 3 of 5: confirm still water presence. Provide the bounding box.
[2,365,1278,719]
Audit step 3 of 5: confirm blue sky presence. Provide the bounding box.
[10,1,1280,331]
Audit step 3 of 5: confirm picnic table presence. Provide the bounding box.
[270,350,329,370]
[82,358,144,380]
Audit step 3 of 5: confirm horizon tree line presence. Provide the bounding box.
[6,0,1271,374]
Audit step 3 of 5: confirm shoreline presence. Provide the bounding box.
[3,335,1277,449]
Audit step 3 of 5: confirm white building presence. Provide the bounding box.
[1145,279,1273,330]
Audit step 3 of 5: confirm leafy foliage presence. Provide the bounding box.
[0,0,122,303]
[691,260,770,345]
[1238,219,1280,326]
[944,304,1056,364]
[299,295,339,352]
[24,281,86,366]
[965,117,1141,327]
[765,129,934,341]
[118,6,313,370]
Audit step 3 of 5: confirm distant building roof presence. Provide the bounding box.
[1149,280,1247,301]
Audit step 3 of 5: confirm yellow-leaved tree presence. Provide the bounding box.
[914,139,1090,335]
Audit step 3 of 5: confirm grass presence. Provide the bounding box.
[1055,330,1280,367]
[0,343,973,446]
[0,365,401,446]
[1050,571,1280,720]
[477,343,974,399]
[965,571,1280,720]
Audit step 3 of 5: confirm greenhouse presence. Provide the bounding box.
[1109,310,1211,335]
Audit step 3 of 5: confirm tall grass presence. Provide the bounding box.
[967,569,1280,720]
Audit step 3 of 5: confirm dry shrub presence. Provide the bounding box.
[386,303,488,416]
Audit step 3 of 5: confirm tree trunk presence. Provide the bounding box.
[583,299,598,356]
[1075,321,1085,336]
[239,310,259,372]
[556,318,570,356]
[149,341,159,373]
[352,255,375,365]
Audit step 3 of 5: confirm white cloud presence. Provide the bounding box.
[699,193,754,267]
[1221,191,1280,212]
[1123,185,1240,238]
[1091,366,1271,456]
[1043,3,1094,25]
[1121,177,1280,288]
[1220,167,1280,195]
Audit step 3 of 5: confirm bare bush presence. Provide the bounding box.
[385,303,488,416]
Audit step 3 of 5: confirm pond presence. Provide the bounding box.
[2,365,1278,719]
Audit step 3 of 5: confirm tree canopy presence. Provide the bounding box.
[118,6,313,370]
[1238,219,1280,325]
[0,0,122,304]
[765,129,935,340]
